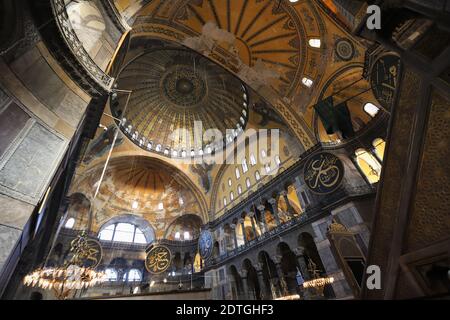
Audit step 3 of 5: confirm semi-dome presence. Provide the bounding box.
[111,48,249,158]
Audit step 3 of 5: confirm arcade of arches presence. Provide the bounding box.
[0,0,449,300]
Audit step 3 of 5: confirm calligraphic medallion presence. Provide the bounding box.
[304,152,344,194]
[145,245,172,274]
[370,54,401,110]
[68,233,103,268]
[198,230,213,260]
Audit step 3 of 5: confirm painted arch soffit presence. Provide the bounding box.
[127,0,331,149]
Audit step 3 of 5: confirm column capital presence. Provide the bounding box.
[238,218,245,224]
[272,255,282,264]
[254,263,263,273]
[230,224,236,229]
[294,246,306,256]
[279,190,288,196]
[257,204,266,211]
[239,269,248,278]
[247,211,255,218]
[268,198,277,205]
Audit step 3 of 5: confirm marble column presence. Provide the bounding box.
[240,270,250,300]
[273,255,288,297]
[247,212,258,239]
[257,204,267,233]
[280,190,295,217]
[293,246,311,281]
[268,198,281,225]
[255,263,269,300]
[239,218,247,245]
[230,224,238,249]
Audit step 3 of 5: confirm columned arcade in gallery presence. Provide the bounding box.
[0,0,448,300]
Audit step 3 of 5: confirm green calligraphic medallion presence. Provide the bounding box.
[304,152,344,194]
[370,54,401,110]
[145,245,172,274]
[68,233,103,268]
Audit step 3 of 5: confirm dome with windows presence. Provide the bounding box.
[111,48,249,158]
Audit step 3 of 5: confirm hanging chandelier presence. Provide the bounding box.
[23,265,105,291]
[23,231,106,296]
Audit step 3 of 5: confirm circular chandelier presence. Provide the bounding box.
[23,265,105,291]
[23,231,106,297]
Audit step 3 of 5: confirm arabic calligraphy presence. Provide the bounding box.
[145,246,172,274]
[69,233,102,268]
[304,152,344,194]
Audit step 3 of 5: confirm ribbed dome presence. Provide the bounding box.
[111,48,249,157]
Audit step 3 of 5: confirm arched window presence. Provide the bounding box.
[98,223,148,244]
[373,138,386,162]
[64,218,75,229]
[228,178,232,187]
[125,269,142,282]
[364,103,380,117]
[104,268,118,281]
[250,154,257,166]
[355,149,382,184]
[223,197,227,207]
[246,178,251,188]
[265,163,271,173]
[237,185,242,195]
[255,171,261,181]
[242,158,248,173]
[235,167,240,179]
[230,192,234,201]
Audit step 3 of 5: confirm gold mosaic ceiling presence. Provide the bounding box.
[112,48,249,156]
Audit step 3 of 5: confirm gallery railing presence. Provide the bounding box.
[52,0,114,91]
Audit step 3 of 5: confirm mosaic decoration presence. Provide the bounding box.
[198,229,213,260]
[145,245,172,274]
[304,152,344,194]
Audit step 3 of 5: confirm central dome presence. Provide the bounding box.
[111,48,249,158]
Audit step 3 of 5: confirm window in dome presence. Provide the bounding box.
[308,38,321,48]
[355,149,382,184]
[261,149,267,158]
[230,192,234,201]
[235,167,240,179]
[242,158,248,173]
[265,163,271,173]
[250,154,257,166]
[302,77,313,88]
[223,197,227,207]
[228,178,232,187]
[373,138,386,162]
[246,178,251,188]
[237,185,242,195]
[275,155,281,166]
[64,218,75,229]
[364,103,380,117]
[255,171,261,181]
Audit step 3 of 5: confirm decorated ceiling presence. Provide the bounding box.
[113,48,249,156]
[69,156,207,238]
[64,0,380,235]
